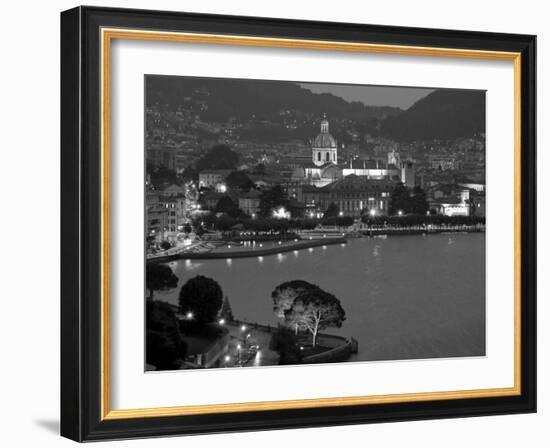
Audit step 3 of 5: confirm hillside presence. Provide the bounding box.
[380,89,486,141]
[146,76,401,123]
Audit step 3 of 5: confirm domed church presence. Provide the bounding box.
[290,114,343,187]
[312,114,338,166]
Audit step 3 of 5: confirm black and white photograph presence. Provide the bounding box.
[144,76,486,371]
[53,4,539,442]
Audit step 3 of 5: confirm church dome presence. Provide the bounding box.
[313,132,337,148]
[312,117,337,148]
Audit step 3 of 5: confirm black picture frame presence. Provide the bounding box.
[61,5,536,442]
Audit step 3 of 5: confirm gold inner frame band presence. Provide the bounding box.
[100,27,522,421]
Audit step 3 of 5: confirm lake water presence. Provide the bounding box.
[157,233,486,362]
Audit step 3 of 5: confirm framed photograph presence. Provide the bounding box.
[60,6,536,441]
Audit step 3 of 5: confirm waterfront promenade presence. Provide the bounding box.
[148,236,347,262]
[148,222,484,263]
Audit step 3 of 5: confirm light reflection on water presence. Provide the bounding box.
[158,234,486,362]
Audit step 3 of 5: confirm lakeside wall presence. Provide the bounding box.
[148,236,347,262]
[362,226,485,237]
[302,335,359,364]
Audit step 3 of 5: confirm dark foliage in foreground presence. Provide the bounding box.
[146,300,186,370]
[269,327,303,365]
[179,275,223,324]
[146,263,178,300]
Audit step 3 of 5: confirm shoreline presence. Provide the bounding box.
[147,227,484,263]
[148,236,347,262]
[362,226,485,237]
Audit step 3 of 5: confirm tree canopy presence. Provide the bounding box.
[410,186,429,215]
[389,183,429,215]
[285,289,346,347]
[271,280,321,323]
[178,275,223,324]
[146,163,179,188]
[146,263,179,300]
[219,296,235,322]
[389,182,410,215]
[259,185,288,217]
[225,170,254,190]
[323,202,340,219]
[214,195,244,218]
[196,145,239,171]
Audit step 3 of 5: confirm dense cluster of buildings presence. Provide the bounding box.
[146,183,199,241]
[146,109,486,243]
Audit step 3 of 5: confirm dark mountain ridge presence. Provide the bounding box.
[146,76,401,122]
[146,77,485,142]
[380,89,485,141]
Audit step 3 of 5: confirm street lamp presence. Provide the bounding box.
[218,318,225,325]
[397,210,403,216]
[186,311,194,320]
[241,325,247,332]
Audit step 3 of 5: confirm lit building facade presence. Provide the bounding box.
[429,154,460,171]
[159,196,188,234]
[342,158,400,179]
[298,175,393,218]
[238,191,262,216]
[146,191,168,242]
[198,169,231,189]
